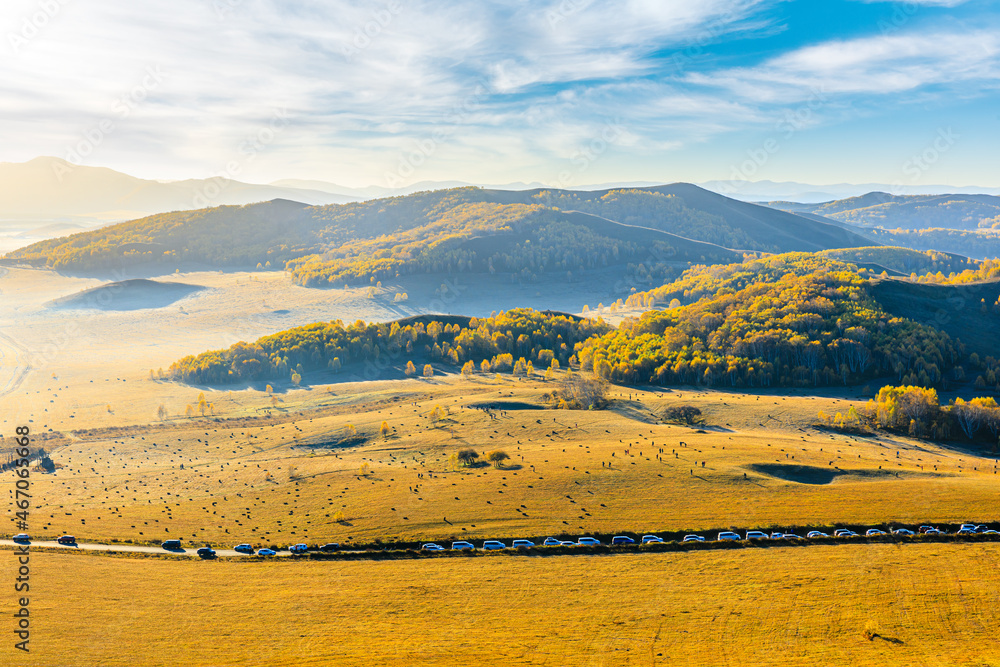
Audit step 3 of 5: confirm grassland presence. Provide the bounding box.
[8,543,1000,666]
[8,371,1000,548]
[4,264,1000,666]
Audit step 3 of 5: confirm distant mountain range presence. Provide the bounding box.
[700,180,1000,203]
[765,192,1000,231]
[2,184,874,280]
[7,156,997,228]
[0,157,357,226]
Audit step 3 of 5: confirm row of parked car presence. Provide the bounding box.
[700,523,997,542]
[421,524,999,551]
[160,541,343,557]
[12,524,995,554]
[425,535,692,550]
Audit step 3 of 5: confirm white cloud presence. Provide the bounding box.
[688,29,1000,100]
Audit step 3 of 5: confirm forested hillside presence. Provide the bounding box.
[169,253,1000,393]
[579,254,965,388]
[168,309,609,384]
[866,227,1000,260]
[818,247,980,278]
[3,184,869,283]
[771,192,1000,231]
[532,185,873,252]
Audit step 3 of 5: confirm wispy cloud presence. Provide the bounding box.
[1,0,998,187]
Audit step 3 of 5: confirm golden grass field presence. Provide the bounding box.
[7,370,1000,548]
[3,266,1000,665]
[6,543,1000,666]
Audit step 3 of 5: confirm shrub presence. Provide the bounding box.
[663,406,702,425]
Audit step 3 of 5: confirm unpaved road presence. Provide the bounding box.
[0,539,287,558]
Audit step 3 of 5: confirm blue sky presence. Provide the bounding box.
[3,0,999,188]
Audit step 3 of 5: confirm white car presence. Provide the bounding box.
[745,531,768,540]
[717,531,740,541]
[681,535,704,542]
[642,535,665,544]
[576,537,601,546]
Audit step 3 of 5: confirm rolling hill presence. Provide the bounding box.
[769,192,1000,231]
[3,184,873,285]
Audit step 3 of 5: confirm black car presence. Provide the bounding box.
[57,535,76,545]
[196,547,216,559]
[319,543,340,552]
[161,539,182,550]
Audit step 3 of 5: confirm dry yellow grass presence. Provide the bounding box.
[7,542,1000,666]
[9,374,1000,547]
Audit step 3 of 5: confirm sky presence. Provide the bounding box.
[2,0,1000,190]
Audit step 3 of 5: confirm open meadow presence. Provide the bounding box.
[6,543,1000,666]
[3,265,1000,667]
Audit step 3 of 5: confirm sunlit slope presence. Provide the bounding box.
[3,184,867,279]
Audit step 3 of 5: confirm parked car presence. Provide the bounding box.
[717,531,740,541]
[745,531,768,540]
[421,543,444,551]
[611,536,635,545]
[892,528,915,536]
[57,535,76,545]
[511,539,535,548]
[319,543,340,552]
[833,529,858,538]
[234,544,254,554]
[918,525,935,533]
[866,529,886,536]
[482,540,507,550]
[643,535,666,543]
[770,532,785,539]
[560,541,576,546]
[577,537,601,546]
[451,541,475,550]
[960,524,978,532]
[957,527,977,535]
[197,547,216,559]
[161,539,182,550]
[12,534,30,543]
[682,535,704,543]
[289,543,309,554]
[543,537,562,546]
[257,548,277,556]
[975,525,990,533]
[925,528,945,535]
[806,531,829,538]
[782,534,802,540]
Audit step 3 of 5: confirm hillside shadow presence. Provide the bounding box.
[746,463,844,485]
